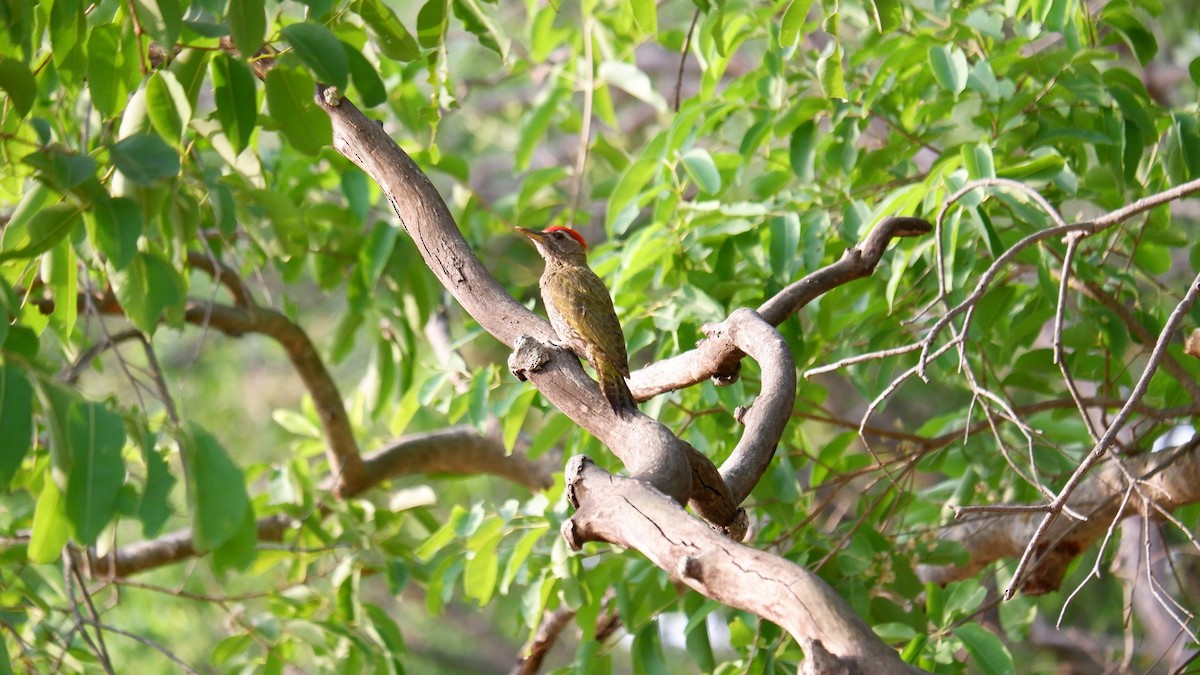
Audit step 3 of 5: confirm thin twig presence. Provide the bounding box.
[674,9,700,112]
[1005,271,1200,599]
[78,619,200,674]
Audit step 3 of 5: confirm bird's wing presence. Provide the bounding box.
[542,268,630,377]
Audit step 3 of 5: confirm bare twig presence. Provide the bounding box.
[1005,271,1200,599]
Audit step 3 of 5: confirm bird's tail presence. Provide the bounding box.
[598,363,638,418]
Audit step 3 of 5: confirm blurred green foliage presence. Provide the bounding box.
[2,0,1199,672]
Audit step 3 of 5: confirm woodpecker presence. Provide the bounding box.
[516,226,637,417]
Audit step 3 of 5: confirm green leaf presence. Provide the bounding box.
[91,196,142,270]
[500,525,546,594]
[0,365,34,489]
[228,0,266,56]
[769,213,801,280]
[343,42,387,107]
[779,0,813,48]
[502,388,537,453]
[265,65,333,156]
[211,54,259,153]
[64,402,126,544]
[0,204,82,263]
[281,22,349,89]
[44,238,78,339]
[365,603,407,663]
[0,56,36,118]
[211,504,258,573]
[631,622,669,675]
[789,119,816,181]
[954,623,1015,675]
[111,252,186,334]
[817,34,847,99]
[962,142,995,179]
[109,132,181,186]
[131,0,182,49]
[145,71,192,146]
[50,0,87,82]
[355,0,421,62]
[417,0,448,48]
[169,48,211,111]
[869,0,901,32]
[607,156,661,232]
[516,78,567,171]
[930,45,968,95]
[680,148,721,194]
[86,24,128,116]
[138,444,175,537]
[182,424,250,553]
[943,579,986,625]
[630,0,656,35]
[464,529,502,605]
[28,477,71,563]
[451,0,507,60]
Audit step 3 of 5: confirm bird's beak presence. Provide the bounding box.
[515,227,544,241]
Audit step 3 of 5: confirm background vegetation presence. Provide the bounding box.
[2,0,1200,672]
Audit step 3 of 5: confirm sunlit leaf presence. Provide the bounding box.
[182,424,250,553]
[281,22,349,89]
[356,0,420,62]
[265,65,332,156]
[0,57,36,118]
[109,132,180,186]
[0,365,33,489]
[929,44,968,95]
[211,54,259,153]
[64,402,126,544]
[228,0,266,56]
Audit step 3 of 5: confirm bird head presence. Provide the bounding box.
[516,226,589,265]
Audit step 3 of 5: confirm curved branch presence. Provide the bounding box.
[359,426,553,494]
[628,216,932,399]
[707,309,796,504]
[181,301,367,496]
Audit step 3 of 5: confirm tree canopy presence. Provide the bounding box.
[2,0,1200,672]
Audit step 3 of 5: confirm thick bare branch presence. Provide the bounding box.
[358,426,553,494]
[73,514,294,578]
[920,442,1200,593]
[510,608,575,675]
[707,309,796,504]
[73,427,547,577]
[561,457,924,675]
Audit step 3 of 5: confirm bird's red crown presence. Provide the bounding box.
[543,226,588,251]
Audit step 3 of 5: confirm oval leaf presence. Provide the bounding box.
[109,132,181,186]
[265,65,333,156]
[0,365,34,489]
[211,54,259,153]
[680,147,721,195]
[281,22,349,89]
[183,424,250,553]
[0,57,36,118]
[228,0,266,56]
[65,402,126,544]
[930,44,968,95]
